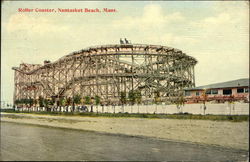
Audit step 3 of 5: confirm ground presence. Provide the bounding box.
[1,112,249,150]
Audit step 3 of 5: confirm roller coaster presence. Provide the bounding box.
[12,43,197,105]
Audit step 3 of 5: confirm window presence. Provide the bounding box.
[237,88,244,93]
[223,89,232,95]
[185,91,191,96]
[196,92,200,96]
[211,89,218,94]
[205,90,211,95]
[245,88,249,93]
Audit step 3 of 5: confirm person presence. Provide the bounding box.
[91,105,93,112]
[124,38,129,44]
[120,38,124,44]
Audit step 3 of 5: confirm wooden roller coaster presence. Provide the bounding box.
[12,43,197,105]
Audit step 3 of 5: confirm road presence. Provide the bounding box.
[0,122,248,161]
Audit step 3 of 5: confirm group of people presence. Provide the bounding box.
[120,38,131,44]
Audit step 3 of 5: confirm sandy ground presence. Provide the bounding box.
[1,112,249,150]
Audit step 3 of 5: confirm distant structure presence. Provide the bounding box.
[185,78,249,103]
[12,43,197,106]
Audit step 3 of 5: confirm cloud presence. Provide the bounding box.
[5,13,68,35]
[213,1,249,16]
[110,4,190,48]
[187,2,249,55]
[191,1,248,35]
[112,4,185,30]
[192,12,247,34]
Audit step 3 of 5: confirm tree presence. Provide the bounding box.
[39,96,44,107]
[128,90,136,105]
[27,98,34,107]
[58,97,66,112]
[33,99,38,106]
[39,99,49,111]
[154,90,161,104]
[175,94,185,113]
[120,91,126,105]
[66,97,72,106]
[202,89,207,115]
[59,97,66,106]
[94,95,101,105]
[84,96,91,105]
[73,94,81,112]
[44,99,49,108]
[22,98,29,107]
[63,97,71,112]
[49,98,55,106]
[14,99,20,105]
[73,94,81,105]
[134,90,142,104]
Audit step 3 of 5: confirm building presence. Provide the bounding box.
[12,43,197,107]
[184,78,249,103]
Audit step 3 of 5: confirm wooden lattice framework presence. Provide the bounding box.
[12,44,197,105]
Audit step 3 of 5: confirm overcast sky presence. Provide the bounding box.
[1,1,249,104]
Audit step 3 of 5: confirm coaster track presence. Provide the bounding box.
[12,44,197,104]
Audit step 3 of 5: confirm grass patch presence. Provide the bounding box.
[1,109,249,122]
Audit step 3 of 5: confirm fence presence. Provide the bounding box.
[14,102,249,115]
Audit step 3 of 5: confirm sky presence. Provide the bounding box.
[1,1,249,104]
